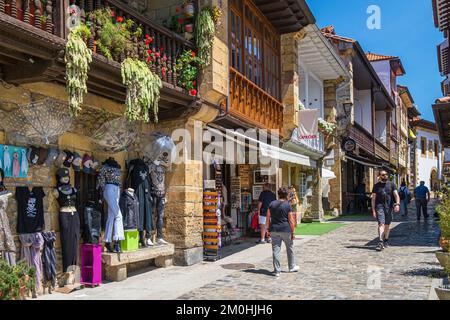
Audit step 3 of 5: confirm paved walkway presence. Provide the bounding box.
[39,201,442,300]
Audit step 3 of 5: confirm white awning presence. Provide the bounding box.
[322,168,336,179]
[232,130,316,168]
[206,126,316,168]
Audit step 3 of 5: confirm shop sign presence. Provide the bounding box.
[341,138,357,153]
[238,165,251,189]
[0,144,29,178]
[297,109,319,140]
[252,185,263,199]
[253,169,270,184]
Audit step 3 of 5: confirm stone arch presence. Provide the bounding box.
[430,168,439,191]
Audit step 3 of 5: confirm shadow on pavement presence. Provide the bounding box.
[401,267,447,279]
[242,269,274,277]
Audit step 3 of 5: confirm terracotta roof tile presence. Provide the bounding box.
[366,52,399,61]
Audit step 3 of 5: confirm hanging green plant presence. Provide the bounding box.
[318,118,337,136]
[121,58,162,122]
[65,24,93,117]
[195,7,216,67]
[174,49,202,96]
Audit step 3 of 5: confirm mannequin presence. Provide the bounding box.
[126,158,153,247]
[119,187,140,231]
[53,167,80,273]
[148,152,169,245]
[97,157,124,253]
[83,191,102,245]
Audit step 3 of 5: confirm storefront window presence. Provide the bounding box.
[299,173,307,199]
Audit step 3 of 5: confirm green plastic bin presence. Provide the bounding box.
[120,230,139,252]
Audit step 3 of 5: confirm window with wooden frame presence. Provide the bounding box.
[229,0,281,100]
[421,137,426,156]
[434,141,439,158]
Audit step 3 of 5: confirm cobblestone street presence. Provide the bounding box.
[178,202,442,300]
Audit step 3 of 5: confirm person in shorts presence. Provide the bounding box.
[371,170,400,251]
[256,183,276,244]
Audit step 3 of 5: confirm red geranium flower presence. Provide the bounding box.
[163,54,168,61]
[116,16,123,23]
[110,11,115,17]
[178,17,184,24]
[155,52,160,58]
[162,67,167,76]
[147,56,152,62]
[160,47,164,52]
[189,89,197,96]
[191,51,196,58]
[145,34,150,39]
[193,80,197,86]
[148,49,152,54]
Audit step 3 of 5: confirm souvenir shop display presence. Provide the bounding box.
[144,133,176,245]
[125,158,152,247]
[53,167,80,273]
[28,146,48,166]
[119,188,140,251]
[90,117,138,153]
[15,186,45,234]
[203,191,221,261]
[72,152,83,172]
[83,196,102,245]
[0,144,29,178]
[0,178,16,266]
[44,148,59,167]
[0,97,73,145]
[97,157,124,253]
[19,232,44,295]
[41,231,57,294]
[54,150,67,167]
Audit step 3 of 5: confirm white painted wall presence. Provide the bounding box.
[415,128,443,187]
[354,89,372,132]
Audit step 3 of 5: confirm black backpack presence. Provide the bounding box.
[399,187,406,200]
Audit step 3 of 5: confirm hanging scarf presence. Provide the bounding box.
[41,231,57,286]
[19,233,44,292]
[20,149,28,175]
[0,193,16,253]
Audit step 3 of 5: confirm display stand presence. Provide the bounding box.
[203,191,221,261]
[120,230,139,252]
[80,244,102,287]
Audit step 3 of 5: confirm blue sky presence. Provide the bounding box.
[307,0,443,121]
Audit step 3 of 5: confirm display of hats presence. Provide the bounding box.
[28,146,40,165]
[54,150,67,167]
[56,167,70,178]
[44,148,59,167]
[63,150,74,168]
[82,154,93,174]
[37,147,48,166]
[91,158,100,173]
[72,152,82,172]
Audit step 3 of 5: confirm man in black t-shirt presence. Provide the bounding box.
[371,170,400,251]
[257,183,276,244]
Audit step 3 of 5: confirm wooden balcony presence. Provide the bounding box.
[349,123,374,155]
[375,139,390,162]
[228,67,283,131]
[0,0,197,120]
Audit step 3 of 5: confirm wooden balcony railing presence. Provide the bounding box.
[349,123,374,155]
[229,67,283,131]
[375,139,390,162]
[1,0,55,33]
[0,0,195,90]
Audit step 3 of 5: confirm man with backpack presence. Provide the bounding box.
[371,170,401,251]
[398,180,411,217]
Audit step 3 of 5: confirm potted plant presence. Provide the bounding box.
[0,260,36,300]
[435,186,450,300]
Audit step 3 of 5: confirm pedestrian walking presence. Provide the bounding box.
[371,170,401,251]
[414,181,430,221]
[256,183,276,244]
[398,180,411,217]
[266,187,299,277]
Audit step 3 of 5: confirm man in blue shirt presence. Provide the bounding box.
[257,183,276,244]
[414,181,430,221]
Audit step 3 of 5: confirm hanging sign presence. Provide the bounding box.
[341,138,357,153]
[297,109,319,140]
[0,144,29,178]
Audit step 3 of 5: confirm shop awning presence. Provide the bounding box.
[233,130,316,168]
[409,129,417,139]
[206,126,316,168]
[322,168,336,179]
[344,153,383,169]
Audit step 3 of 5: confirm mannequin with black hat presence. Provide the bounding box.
[53,167,80,275]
